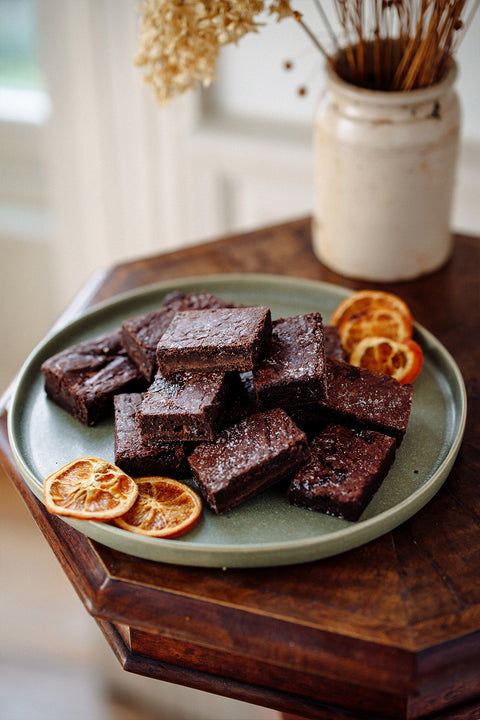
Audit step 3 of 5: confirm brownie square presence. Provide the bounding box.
[324,326,347,362]
[138,369,230,442]
[121,290,232,382]
[121,307,176,382]
[156,306,272,374]
[288,423,396,521]
[252,313,327,409]
[41,329,146,426]
[222,371,260,427]
[162,289,234,310]
[188,408,310,515]
[114,392,188,478]
[297,359,414,445]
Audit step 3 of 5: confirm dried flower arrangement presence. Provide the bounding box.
[134,1,290,105]
[325,0,480,90]
[135,0,479,104]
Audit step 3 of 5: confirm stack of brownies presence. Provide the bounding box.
[41,290,415,522]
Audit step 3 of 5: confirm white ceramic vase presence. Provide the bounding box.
[312,62,460,282]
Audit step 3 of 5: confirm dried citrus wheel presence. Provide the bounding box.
[330,290,413,330]
[113,477,202,538]
[350,336,424,384]
[338,303,413,356]
[43,457,138,520]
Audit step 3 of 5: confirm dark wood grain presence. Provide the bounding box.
[1,217,479,720]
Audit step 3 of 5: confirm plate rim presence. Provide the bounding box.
[7,273,467,568]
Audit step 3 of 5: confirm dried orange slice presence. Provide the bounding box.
[113,477,202,538]
[43,457,138,520]
[338,303,413,356]
[330,290,413,330]
[350,336,423,384]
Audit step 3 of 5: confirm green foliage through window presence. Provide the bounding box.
[0,0,44,90]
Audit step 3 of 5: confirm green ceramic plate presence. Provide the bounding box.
[8,274,466,568]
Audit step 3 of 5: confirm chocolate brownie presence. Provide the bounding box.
[252,313,327,409]
[162,289,234,310]
[222,371,260,427]
[138,369,230,442]
[297,359,414,445]
[188,408,310,515]
[288,423,396,521]
[41,329,146,426]
[114,392,188,477]
[324,325,347,361]
[156,306,272,374]
[121,291,232,382]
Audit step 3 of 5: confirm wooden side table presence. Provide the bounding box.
[1,218,480,720]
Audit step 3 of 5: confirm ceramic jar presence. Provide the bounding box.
[312,62,460,281]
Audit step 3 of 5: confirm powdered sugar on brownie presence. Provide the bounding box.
[156,306,272,373]
[188,408,310,514]
[252,313,327,408]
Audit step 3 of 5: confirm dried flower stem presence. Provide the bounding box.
[312,0,340,52]
[296,0,477,90]
[293,11,334,65]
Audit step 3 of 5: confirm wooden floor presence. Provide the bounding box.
[0,465,282,720]
[0,466,161,720]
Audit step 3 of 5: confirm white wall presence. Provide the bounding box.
[211,4,480,141]
[207,5,480,237]
[1,1,479,394]
[34,1,480,313]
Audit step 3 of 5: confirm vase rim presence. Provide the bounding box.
[326,58,457,104]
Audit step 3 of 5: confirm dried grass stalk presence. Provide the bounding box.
[323,0,479,90]
[135,0,479,105]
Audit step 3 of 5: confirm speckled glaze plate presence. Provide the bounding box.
[8,274,466,568]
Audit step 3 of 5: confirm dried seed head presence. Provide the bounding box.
[136,0,279,106]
